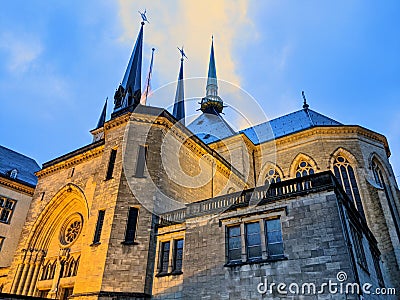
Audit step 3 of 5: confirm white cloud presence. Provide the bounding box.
[117,0,255,87]
[0,31,43,73]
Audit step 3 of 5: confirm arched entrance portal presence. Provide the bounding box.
[10,184,88,299]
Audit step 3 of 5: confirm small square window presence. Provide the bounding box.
[159,241,170,274]
[245,222,262,260]
[173,239,184,272]
[265,218,284,258]
[227,225,242,263]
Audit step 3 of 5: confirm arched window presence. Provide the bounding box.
[265,167,281,184]
[10,169,18,179]
[372,160,383,188]
[73,256,80,276]
[295,160,314,178]
[371,159,400,239]
[333,155,364,216]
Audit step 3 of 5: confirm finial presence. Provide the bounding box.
[177,46,188,61]
[212,35,214,41]
[138,9,149,24]
[302,91,309,110]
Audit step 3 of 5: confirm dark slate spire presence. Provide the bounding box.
[173,47,186,124]
[200,36,223,115]
[96,98,108,128]
[112,17,145,116]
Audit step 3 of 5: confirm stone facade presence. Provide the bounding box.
[1,104,399,299]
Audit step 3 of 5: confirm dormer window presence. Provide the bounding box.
[9,169,18,179]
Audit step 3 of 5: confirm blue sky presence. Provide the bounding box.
[1,1,399,178]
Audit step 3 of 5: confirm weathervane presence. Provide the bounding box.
[302,91,309,109]
[177,46,188,60]
[138,9,149,23]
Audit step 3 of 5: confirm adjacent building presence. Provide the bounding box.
[0,146,40,290]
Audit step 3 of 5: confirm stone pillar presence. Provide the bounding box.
[16,251,32,295]
[10,263,23,294]
[27,251,44,296]
[22,261,35,295]
[48,260,62,299]
[27,262,41,296]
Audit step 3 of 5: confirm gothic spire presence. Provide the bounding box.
[112,13,146,115]
[96,98,108,128]
[173,47,186,124]
[200,36,223,115]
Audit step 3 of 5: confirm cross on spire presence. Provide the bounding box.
[177,46,188,61]
[302,91,309,110]
[173,47,186,124]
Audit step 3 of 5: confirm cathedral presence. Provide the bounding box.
[1,16,399,300]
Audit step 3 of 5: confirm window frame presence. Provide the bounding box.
[105,148,117,180]
[224,212,286,266]
[245,222,262,261]
[172,239,184,274]
[227,224,242,264]
[156,236,185,277]
[92,210,106,245]
[0,196,17,224]
[123,207,139,245]
[265,218,285,259]
[158,241,171,275]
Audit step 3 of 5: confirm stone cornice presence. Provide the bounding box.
[257,125,390,157]
[0,175,35,196]
[37,142,105,178]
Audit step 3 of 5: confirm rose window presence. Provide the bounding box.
[59,213,83,247]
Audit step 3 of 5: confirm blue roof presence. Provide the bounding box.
[188,112,236,144]
[0,145,40,186]
[240,109,342,144]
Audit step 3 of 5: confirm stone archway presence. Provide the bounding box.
[10,184,88,298]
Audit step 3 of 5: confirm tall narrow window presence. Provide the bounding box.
[350,225,367,270]
[93,210,105,244]
[106,149,117,180]
[159,241,170,274]
[265,167,281,184]
[245,222,262,260]
[173,239,184,273]
[124,207,139,244]
[295,160,314,177]
[265,218,284,258]
[333,156,364,215]
[0,197,16,224]
[372,160,400,240]
[135,145,148,177]
[227,225,241,263]
[0,236,4,251]
[372,250,384,285]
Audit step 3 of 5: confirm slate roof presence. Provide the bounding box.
[240,109,342,144]
[189,108,342,145]
[0,145,41,187]
[187,112,237,144]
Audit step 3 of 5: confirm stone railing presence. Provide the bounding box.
[159,171,336,226]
